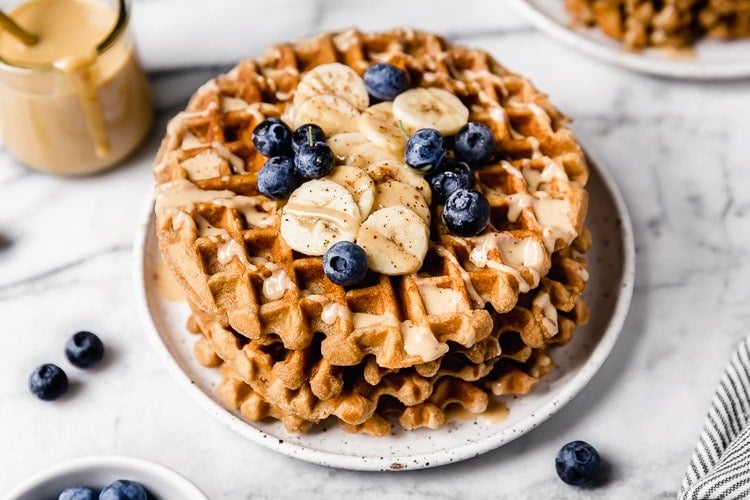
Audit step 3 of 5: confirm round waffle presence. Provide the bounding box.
[153,28,591,435]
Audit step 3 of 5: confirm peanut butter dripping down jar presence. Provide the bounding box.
[0,0,152,175]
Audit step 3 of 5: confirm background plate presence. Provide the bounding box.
[133,151,635,471]
[508,0,750,79]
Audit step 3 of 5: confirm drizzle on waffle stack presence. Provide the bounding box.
[153,28,591,435]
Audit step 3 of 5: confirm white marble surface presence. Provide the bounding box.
[2,1,750,498]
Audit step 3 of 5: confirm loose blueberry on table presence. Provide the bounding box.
[58,485,96,500]
[65,331,105,369]
[251,117,292,157]
[555,440,601,486]
[426,160,475,204]
[28,363,68,401]
[99,479,148,500]
[404,128,446,172]
[323,241,369,286]
[363,62,410,101]
[454,121,496,166]
[442,188,491,237]
[257,156,299,199]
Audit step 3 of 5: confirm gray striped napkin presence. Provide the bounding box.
[680,337,750,499]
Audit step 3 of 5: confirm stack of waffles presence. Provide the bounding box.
[153,28,591,435]
[566,0,750,50]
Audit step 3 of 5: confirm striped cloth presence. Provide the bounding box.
[680,337,750,499]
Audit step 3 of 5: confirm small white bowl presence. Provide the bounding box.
[5,455,207,500]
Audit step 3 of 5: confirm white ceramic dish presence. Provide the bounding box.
[4,455,207,500]
[133,151,634,471]
[508,0,750,79]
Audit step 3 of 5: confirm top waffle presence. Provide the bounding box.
[152,29,590,430]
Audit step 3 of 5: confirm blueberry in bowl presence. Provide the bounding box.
[59,481,148,500]
[99,479,148,500]
[58,485,96,500]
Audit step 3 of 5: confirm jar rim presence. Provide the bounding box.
[0,0,129,74]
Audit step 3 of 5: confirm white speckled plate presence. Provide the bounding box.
[133,151,634,471]
[508,0,750,79]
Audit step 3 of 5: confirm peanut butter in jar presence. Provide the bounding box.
[0,0,153,175]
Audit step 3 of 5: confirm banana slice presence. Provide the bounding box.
[392,87,469,135]
[373,180,431,226]
[280,179,361,256]
[294,95,360,136]
[293,62,369,111]
[327,132,400,169]
[325,165,376,220]
[358,102,406,155]
[356,206,429,275]
[366,159,432,205]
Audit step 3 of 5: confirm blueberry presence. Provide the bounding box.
[454,122,496,166]
[58,486,96,500]
[99,479,147,500]
[252,118,292,157]
[426,160,475,204]
[323,241,368,286]
[404,128,446,172]
[363,63,410,101]
[257,156,299,199]
[294,141,334,179]
[555,440,601,486]
[65,331,105,369]
[28,363,68,401]
[292,123,326,152]
[442,189,491,237]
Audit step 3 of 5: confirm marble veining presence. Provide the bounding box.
[1,1,750,498]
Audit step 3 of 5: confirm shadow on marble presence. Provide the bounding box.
[59,378,84,402]
[0,232,12,253]
[88,343,120,375]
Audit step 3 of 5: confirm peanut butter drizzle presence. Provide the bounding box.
[155,257,186,302]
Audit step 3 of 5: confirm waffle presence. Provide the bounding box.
[566,0,750,50]
[153,28,591,434]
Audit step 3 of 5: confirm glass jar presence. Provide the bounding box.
[0,0,153,175]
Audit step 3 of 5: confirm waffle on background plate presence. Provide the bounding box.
[565,0,750,50]
[152,28,591,435]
